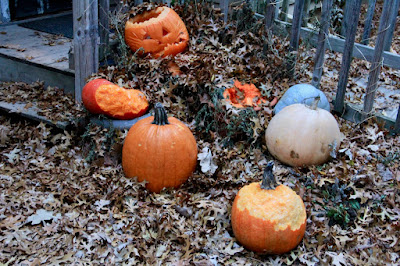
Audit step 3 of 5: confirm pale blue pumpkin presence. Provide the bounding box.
[274,84,331,114]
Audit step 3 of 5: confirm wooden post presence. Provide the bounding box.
[222,0,229,23]
[73,0,100,103]
[333,0,362,114]
[279,0,289,22]
[0,0,11,23]
[383,0,400,51]
[287,0,305,75]
[99,0,110,60]
[363,0,394,116]
[361,0,377,45]
[265,0,276,31]
[311,0,333,88]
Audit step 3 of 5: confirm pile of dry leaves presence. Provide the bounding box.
[0,1,399,265]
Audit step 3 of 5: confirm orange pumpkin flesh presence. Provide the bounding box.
[122,103,197,193]
[95,84,149,120]
[231,163,306,254]
[125,7,189,58]
[82,78,114,114]
[223,80,266,108]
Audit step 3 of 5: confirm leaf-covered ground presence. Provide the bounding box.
[1,2,399,265]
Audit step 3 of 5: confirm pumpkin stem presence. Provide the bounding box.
[310,95,321,110]
[260,161,277,190]
[152,102,170,125]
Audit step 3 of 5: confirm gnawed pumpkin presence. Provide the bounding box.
[125,6,189,58]
[223,80,266,109]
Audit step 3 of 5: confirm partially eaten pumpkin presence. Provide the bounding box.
[125,6,189,58]
[82,79,149,120]
[231,161,306,254]
[223,80,266,109]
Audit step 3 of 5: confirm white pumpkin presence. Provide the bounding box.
[274,83,330,114]
[266,99,343,167]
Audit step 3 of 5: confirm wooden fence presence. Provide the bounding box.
[72,0,400,134]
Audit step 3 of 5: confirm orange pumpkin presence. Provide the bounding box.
[231,161,306,254]
[82,79,149,120]
[82,78,114,114]
[125,6,189,58]
[122,103,197,193]
[223,80,266,109]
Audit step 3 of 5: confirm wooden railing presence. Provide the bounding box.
[71,0,399,134]
[231,0,400,134]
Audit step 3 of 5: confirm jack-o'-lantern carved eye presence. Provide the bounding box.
[125,7,189,58]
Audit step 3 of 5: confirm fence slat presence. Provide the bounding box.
[264,0,276,31]
[340,1,350,37]
[363,0,394,116]
[395,105,400,134]
[333,0,362,114]
[73,0,99,103]
[279,0,289,22]
[383,0,400,51]
[311,0,333,88]
[302,0,310,26]
[287,0,305,75]
[99,0,109,60]
[361,0,377,45]
[222,0,229,23]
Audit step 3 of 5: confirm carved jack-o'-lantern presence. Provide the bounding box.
[125,6,189,58]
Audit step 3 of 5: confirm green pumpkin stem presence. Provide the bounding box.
[310,95,321,110]
[152,102,170,125]
[260,161,277,190]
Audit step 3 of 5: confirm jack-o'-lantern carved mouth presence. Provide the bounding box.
[125,7,189,58]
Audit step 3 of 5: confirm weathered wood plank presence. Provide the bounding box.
[0,24,71,71]
[363,0,394,116]
[222,0,229,23]
[264,0,275,31]
[0,0,11,23]
[279,0,289,22]
[288,0,305,75]
[334,0,362,114]
[311,0,333,88]
[0,53,74,94]
[302,0,310,26]
[361,0,376,45]
[99,0,110,60]
[340,0,350,37]
[73,0,99,103]
[0,101,70,129]
[383,0,400,51]
[395,105,400,134]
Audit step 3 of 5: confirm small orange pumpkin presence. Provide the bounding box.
[223,80,266,109]
[125,6,189,58]
[82,79,149,120]
[122,103,197,193]
[231,161,306,254]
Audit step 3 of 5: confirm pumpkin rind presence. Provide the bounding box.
[266,103,342,167]
[125,7,189,58]
[82,78,114,114]
[223,80,266,109]
[274,83,330,114]
[231,183,306,254]
[122,104,197,193]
